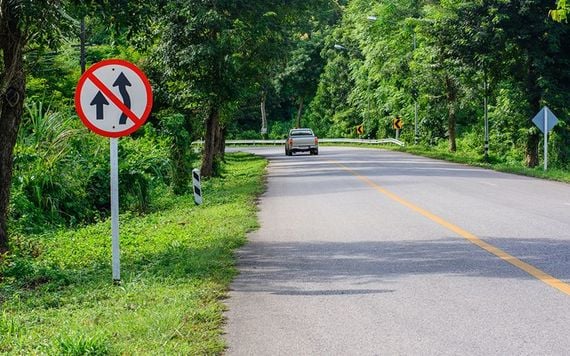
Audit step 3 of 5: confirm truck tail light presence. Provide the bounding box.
[288,138,293,146]
[315,137,319,145]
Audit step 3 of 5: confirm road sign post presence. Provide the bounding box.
[110,137,120,282]
[531,106,559,171]
[543,110,548,170]
[75,59,153,283]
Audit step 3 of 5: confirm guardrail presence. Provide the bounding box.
[192,138,405,147]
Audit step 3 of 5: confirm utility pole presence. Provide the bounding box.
[80,17,86,73]
[484,71,489,161]
[413,32,418,145]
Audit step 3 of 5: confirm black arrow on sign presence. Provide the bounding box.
[90,91,109,120]
[113,72,132,125]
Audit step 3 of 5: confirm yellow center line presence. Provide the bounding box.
[331,159,570,296]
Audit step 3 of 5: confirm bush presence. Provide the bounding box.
[158,112,196,195]
[268,120,294,139]
[10,101,174,232]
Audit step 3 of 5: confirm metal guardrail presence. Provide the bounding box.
[320,138,405,146]
[192,138,405,146]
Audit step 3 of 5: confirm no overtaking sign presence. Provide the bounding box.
[74,59,153,283]
[75,59,153,137]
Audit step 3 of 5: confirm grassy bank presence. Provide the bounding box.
[393,145,570,184]
[0,152,266,354]
[321,142,570,183]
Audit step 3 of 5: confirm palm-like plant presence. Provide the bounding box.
[14,100,84,219]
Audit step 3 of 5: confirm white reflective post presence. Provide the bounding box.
[110,138,121,282]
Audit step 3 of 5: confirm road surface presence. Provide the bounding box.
[224,146,570,355]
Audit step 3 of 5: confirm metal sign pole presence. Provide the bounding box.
[413,33,418,145]
[484,76,489,160]
[544,109,548,170]
[110,138,121,283]
[414,101,418,144]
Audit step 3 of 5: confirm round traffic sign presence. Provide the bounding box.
[75,59,153,138]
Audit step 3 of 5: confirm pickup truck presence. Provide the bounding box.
[285,128,318,156]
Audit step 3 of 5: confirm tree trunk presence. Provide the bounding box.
[447,105,457,152]
[213,123,224,160]
[219,126,227,159]
[0,11,26,253]
[260,90,267,139]
[525,133,540,167]
[201,106,220,178]
[445,75,457,152]
[524,59,541,168]
[295,96,304,128]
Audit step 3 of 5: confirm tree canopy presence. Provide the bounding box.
[1,0,569,251]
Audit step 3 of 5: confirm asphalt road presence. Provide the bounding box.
[224,146,570,355]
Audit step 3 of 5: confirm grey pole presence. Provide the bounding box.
[413,33,418,145]
[80,17,86,74]
[110,138,121,283]
[484,75,489,160]
[367,74,371,136]
[544,108,548,171]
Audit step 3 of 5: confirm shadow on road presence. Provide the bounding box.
[231,237,570,295]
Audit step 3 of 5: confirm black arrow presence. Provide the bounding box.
[90,91,109,120]
[113,72,132,125]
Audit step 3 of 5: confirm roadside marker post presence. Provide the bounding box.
[75,59,153,283]
[532,106,559,171]
[192,169,203,205]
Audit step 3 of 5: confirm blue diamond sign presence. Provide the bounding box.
[532,106,558,134]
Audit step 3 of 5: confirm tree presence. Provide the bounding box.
[497,0,569,167]
[550,0,569,22]
[0,1,77,253]
[158,0,330,177]
[0,0,163,252]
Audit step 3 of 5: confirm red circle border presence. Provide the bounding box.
[74,59,153,138]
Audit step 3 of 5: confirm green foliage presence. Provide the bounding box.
[11,98,173,232]
[306,0,570,168]
[269,120,295,139]
[550,0,568,22]
[1,153,267,354]
[57,334,111,356]
[158,112,195,195]
[12,101,91,229]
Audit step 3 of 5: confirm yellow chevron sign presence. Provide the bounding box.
[356,124,364,135]
[393,117,403,129]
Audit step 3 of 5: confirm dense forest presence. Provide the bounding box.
[1,0,569,252]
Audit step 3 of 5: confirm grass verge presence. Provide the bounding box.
[322,142,570,183]
[0,152,267,355]
[394,145,570,183]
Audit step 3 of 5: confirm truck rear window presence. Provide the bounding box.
[291,131,313,136]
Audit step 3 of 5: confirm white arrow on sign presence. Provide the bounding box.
[75,59,152,138]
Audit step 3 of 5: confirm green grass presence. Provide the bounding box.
[322,142,570,183]
[393,144,570,183]
[0,152,267,355]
